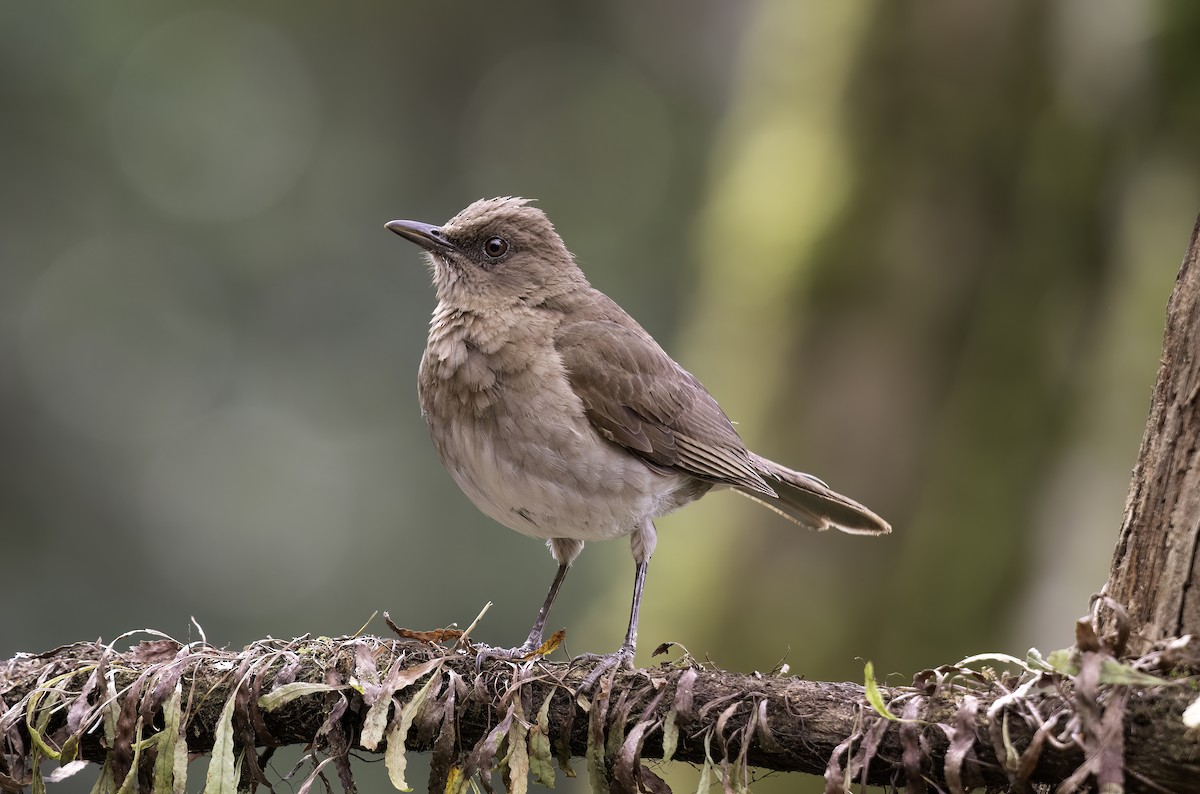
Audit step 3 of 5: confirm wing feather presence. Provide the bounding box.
[554,314,774,496]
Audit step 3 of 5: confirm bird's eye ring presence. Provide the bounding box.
[483,236,509,258]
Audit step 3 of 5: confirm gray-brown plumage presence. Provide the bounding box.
[386,197,889,669]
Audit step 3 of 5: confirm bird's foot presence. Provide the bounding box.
[468,642,539,673]
[574,645,637,691]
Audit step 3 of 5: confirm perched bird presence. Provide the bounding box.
[386,197,889,671]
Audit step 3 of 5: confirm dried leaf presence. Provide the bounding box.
[694,732,714,794]
[651,643,675,657]
[957,652,1036,675]
[296,756,336,794]
[504,699,530,794]
[661,707,679,764]
[464,703,516,784]
[114,717,144,794]
[45,760,89,783]
[639,766,671,794]
[613,722,651,794]
[1075,616,1102,653]
[258,681,346,711]
[586,673,613,794]
[385,666,442,791]
[352,642,382,694]
[753,700,781,756]
[898,699,926,794]
[129,640,182,664]
[24,684,62,761]
[605,689,633,761]
[443,766,467,794]
[362,658,443,751]
[674,668,697,722]
[823,713,860,794]
[553,688,576,778]
[522,630,565,660]
[852,710,890,788]
[1060,653,1129,793]
[528,692,555,788]
[403,628,464,643]
[428,673,459,793]
[87,758,116,794]
[67,657,108,735]
[942,695,979,794]
[152,680,184,794]
[111,671,150,786]
[204,689,240,794]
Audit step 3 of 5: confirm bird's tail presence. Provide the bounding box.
[737,453,891,536]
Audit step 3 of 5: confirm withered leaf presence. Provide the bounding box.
[295,756,335,794]
[427,672,458,793]
[553,689,577,778]
[661,708,679,764]
[585,673,614,794]
[695,732,715,794]
[44,760,88,783]
[504,699,530,794]
[385,613,464,645]
[258,681,346,712]
[111,671,150,786]
[203,690,239,794]
[942,695,979,794]
[673,668,697,722]
[522,629,565,660]
[899,699,926,794]
[151,679,184,794]
[114,717,144,794]
[528,692,555,788]
[362,657,443,751]
[128,640,182,664]
[463,702,515,784]
[384,667,442,791]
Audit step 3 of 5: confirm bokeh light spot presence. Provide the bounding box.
[19,235,234,444]
[109,10,319,221]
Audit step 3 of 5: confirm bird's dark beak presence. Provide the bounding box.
[385,219,455,252]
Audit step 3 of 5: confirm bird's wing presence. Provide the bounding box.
[553,318,775,496]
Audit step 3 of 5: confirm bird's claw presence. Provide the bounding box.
[574,646,636,691]
[470,642,540,673]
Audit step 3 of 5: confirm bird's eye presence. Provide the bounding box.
[483,236,509,258]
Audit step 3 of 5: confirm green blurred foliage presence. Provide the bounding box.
[2,1,1198,792]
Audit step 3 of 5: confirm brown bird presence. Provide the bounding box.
[386,197,889,672]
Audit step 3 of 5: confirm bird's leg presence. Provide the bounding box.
[472,561,571,669]
[578,559,648,689]
[520,562,570,651]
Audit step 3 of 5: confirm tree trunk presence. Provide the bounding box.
[1104,214,1200,651]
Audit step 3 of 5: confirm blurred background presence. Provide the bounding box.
[3,1,1199,791]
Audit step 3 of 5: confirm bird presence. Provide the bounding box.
[385,197,889,673]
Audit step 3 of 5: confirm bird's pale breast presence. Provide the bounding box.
[418,304,691,543]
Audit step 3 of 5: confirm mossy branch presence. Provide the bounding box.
[2,632,1199,793]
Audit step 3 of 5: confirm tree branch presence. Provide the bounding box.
[1,634,1198,793]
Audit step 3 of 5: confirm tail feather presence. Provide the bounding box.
[737,453,891,536]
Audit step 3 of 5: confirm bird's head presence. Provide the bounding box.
[386,197,586,309]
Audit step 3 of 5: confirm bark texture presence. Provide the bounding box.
[1105,214,1200,650]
